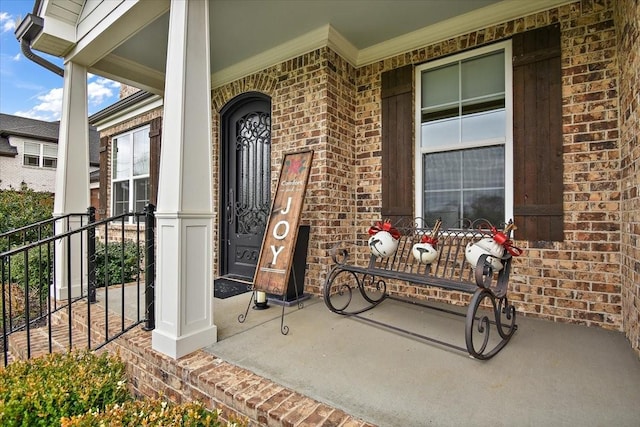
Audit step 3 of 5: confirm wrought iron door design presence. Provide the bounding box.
[221,94,271,279]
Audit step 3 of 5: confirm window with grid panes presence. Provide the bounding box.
[112,126,150,220]
[415,41,513,227]
[23,142,57,169]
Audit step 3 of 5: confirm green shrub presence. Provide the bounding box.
[0,186,54,300]
[5,246,53,289]
[0,186,54,241]
[0,350,130,426]
[0,349,248,427]
[60,399,247,427]
[94,240,142,286]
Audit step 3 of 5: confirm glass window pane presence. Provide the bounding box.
[24,155,39,167]
[43,144,57,157]
[133,129,149,176]
[24,142,40,155]
[423,190,461,226]
[424,151,461,191]
[461,51,505,100]
[113,135,131,180]
[113,181,129,215]
[423,146,504,225]
[42,157,57,169]
[462,146,504,188]
[463,189,504,225]
[421,63,459,108]
[423,151,462,226]
[421,117,459,148]
[133,178,149,213]
[461,109,505,142]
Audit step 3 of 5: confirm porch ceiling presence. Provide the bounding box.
[32,0,573,94]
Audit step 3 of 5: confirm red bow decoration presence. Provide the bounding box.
[368,219,401,240]
[420,219,442,246]
[486,224,523,257]
[420,235,438,245]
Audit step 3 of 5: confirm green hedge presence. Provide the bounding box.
[4,247,53,289]
[0,350,247,427]
[94,239,143,286]
[0,186,53,239]
[60,399,241,427]
[0,187,52,329]
[0,350,130,426]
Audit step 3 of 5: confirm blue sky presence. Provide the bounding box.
[0,0,120,122]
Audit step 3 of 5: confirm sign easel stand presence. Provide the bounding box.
[237,263,302,335]
[237,150,313,335]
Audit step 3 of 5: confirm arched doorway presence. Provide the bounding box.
[219,92,271,281]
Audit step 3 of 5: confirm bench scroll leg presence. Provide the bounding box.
[465,288,517,360]
[324,267,386,315]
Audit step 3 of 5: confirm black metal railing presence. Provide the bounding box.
[1,205,155,366]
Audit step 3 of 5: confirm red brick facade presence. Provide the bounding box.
[616,0,640,355]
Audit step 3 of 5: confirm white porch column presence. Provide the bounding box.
[53,61,90,300]
[152,0,216,359]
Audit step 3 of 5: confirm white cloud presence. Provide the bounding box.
[12,53,20,61]
[13,76,121,122]
[87,77,120,108]
[0,12,17,33]
[13,110,51,121]
[15,87,63,121]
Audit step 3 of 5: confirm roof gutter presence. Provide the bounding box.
[14,9,64,77]
[88,90,156,126]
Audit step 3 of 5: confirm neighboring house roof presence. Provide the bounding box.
[0,135,18,157]
[88,90,156,125]
[0,113,100,165]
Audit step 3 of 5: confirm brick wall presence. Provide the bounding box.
[119,84,141,99]
[615,0,640,356]
[211,49,356,294]
[354,0,627,331]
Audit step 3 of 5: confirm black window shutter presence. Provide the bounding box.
[98,136,108,218]
[381,65,413,224]
[513,24,563,241]
[149,117,162,206]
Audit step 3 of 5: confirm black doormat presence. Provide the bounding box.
[214,278,252,299]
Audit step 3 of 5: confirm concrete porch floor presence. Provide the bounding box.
[99,284,640,426]
[210,293,640,427]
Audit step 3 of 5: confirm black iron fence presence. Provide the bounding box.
[1,205,155,365]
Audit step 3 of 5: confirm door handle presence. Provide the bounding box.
[227,189,235,225]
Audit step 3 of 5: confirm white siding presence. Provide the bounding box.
[0,137,57,193]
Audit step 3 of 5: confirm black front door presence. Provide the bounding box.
[220,93,271,280]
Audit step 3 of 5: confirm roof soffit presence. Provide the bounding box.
[31,0,575,93]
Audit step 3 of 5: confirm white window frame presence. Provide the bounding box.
[22,141,58,169]
[111,125,150,221]
[414,40,514,224]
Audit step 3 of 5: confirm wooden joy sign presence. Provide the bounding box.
[253,150,313,296]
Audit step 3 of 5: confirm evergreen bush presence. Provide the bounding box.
[0,350,130,426]
[0,186,54,244]
[0,350,248,427]
[60,399,245,427]
[94,240,142,287]
[0,187,54,327]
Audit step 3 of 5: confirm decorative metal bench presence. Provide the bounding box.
[323,218,520,360]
